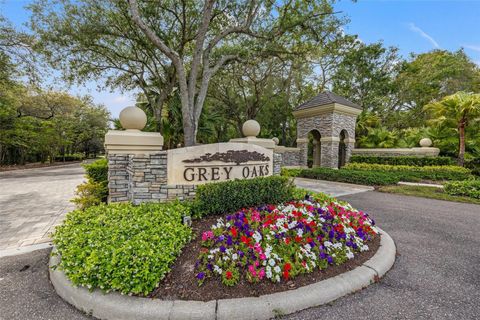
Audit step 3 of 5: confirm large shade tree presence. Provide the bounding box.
[126,0,342,146]
[424,92,480,166]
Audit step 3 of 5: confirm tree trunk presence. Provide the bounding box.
[457,121,466,167]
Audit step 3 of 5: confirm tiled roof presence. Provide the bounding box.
[295,91,362,110]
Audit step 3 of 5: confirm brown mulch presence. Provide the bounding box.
[148,215,380,302]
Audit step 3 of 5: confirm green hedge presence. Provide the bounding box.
[466,159,480,176]
[349,155,454,166]
[344,163,472,181]
[282,167,400,186]
[72,158,109,209]
[53,202,192,295]
[83,158,108,183]
[54,153,85,162]
[192,176,295,217]
[444,180,480,199]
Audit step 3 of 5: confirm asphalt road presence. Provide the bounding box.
[0,191,479,320]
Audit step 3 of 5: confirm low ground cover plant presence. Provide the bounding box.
[349,155,454,166]
[444,180,480,199]
[192,176,295,218]
[53,202,192,295]
[344,163,473,181]
[281,167,399,186]
[72,158,108,209]
[195,197,378,286]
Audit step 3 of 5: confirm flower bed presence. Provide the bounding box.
[195,198,378,287]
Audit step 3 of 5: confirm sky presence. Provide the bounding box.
[2,0,480,118]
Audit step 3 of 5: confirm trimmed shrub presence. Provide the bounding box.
[72,158,109,209]
[444,180,480,199]
[71,180,108,209]
[192,176,295,217]
[350,155,454,166]
[83,158,108,183]
[344,163,472,181]
[52,202,192,295]
[466,159,480,176]
[282,167,400,186]
[54,153,85,162]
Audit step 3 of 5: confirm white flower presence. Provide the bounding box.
[274,266,281,273]
[268,259,276,266]
[346,251,354,259]
[231,253,238,261]
[213,265,222,274]
[361,245,369,252]
[253,231,262,243]
[275,275,280,283]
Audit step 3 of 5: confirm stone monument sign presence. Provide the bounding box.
[167,143,273,185]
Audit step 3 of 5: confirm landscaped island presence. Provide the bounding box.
[53,176,379,300]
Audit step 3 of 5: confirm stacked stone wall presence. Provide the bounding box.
[108,149,280,205]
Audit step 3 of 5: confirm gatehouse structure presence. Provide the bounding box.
[292,91,361,169]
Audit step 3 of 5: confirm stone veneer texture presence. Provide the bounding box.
[108,151,282,204]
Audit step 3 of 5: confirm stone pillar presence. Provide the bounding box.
[104,106,164,204]
[296,138,308,167]
[127,152,168,205]
[312,140,321,167]
[320,137,340,169]
[107,154,129,202]
[273,152,283,175]
[345,138,356,164]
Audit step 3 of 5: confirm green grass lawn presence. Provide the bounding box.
[378,185,480,205]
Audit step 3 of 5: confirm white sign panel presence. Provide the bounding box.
[167,143,273,185]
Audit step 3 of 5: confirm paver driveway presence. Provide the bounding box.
[0,164,85,251]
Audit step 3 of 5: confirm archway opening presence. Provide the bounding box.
[338,130,348,168]
[307,130,321,168]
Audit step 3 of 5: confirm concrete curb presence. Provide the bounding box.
[49,228,396,320]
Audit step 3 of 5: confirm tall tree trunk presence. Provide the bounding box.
[458,120,466,167]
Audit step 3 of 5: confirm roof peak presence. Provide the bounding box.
[295,91,362,111]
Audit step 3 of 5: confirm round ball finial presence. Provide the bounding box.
[119,106,147,131]
[272,137,279,145]
[242,119,260,137]
[419,138,433,148]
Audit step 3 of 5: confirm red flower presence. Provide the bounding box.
[230,227,238,238]
[284,263,292,272]
[294,235,302,243]
[226,271,233,280]
[285,237,291,245]
[241,235,251,245]
[283,270,289,280]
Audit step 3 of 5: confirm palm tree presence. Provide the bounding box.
[424,92,480,166]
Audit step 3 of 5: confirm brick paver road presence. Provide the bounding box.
[0,164,85,250]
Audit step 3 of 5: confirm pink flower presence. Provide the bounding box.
[202,231,214,241]
[248,265,256,276]
[259,253,266,260]
[258,268,265,279]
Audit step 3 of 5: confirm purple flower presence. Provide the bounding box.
[226,235,233,246]
[196,272,205,280]
[207,263,213,271]
[320,252,326,259]
[220,245,226,253]
[327,256,333,264]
